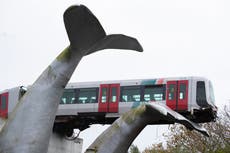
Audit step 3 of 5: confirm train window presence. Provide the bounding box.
[111,87,117,102]
[78,88,98,104]
[121,86,141,102]
[61,89,76,104]
[101,88,107,103]
[168,84,176,100]
[179,83,186,100]
[144,85,165,101]
[196,81,208,106]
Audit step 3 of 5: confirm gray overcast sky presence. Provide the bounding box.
[1,0,230,151]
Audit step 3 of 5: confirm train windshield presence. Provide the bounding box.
[209,81,215,105]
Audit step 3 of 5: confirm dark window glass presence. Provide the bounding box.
[111,87,117,102]
[144,85,165,101]
[168,84,176,100]
[179,83,186,100]
[61,89,76,104]
[196,81,208,106]
[1,96,7,110]
[78,88,98,104]
[121,86,141,102]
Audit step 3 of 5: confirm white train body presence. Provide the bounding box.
[0,76,217,133]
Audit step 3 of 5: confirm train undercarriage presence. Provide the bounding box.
[53,106,217,137]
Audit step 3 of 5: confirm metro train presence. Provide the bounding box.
[0,76,217,135]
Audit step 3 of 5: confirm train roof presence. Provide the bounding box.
[65,76,209,89]
[0,76,209,93]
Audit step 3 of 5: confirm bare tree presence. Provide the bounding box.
[143,143,169,153]
[129,144,141,153]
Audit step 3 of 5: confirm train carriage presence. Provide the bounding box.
[0,76,217,133]
[55,76,217,132]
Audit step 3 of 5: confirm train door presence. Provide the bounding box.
[166,81,177,110]
[166,80,188,111]
[0,92,8,118]
[177,80,188,110]
[98,84,120,113]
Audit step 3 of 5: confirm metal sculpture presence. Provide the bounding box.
[0,5,143,153]
[86,102,209,153]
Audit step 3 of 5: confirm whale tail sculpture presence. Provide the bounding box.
[64,5,143,54]
[86,103,209,153]
[0,5,142,153]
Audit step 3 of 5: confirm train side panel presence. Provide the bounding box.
[8,87,21,115]
[57,103,97,116]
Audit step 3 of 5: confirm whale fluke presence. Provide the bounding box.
[86,34,143,55]
[64,5,143,54]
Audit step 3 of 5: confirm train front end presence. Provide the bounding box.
[191,77,217,123]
